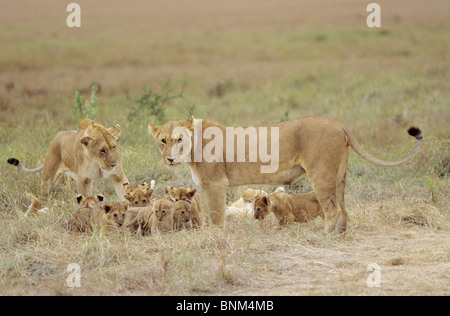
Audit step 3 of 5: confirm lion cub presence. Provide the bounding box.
[254,191,324,227]
[164,186,203,227]
[123,181,156,207]
[172,200,193,230]
[71,200,128,233]
[149,199,175,234]
[225,187,285,218]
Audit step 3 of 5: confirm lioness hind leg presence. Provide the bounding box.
[306,169,341,234]
[335,177,348,233]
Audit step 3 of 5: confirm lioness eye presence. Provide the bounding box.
[161,139,167,144]
[100,149,106,154]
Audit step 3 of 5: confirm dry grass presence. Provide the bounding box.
[0,0,449,296]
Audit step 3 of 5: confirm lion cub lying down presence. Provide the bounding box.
[225,187,285,218]
[71,197,128,233]
[254,191,324,226]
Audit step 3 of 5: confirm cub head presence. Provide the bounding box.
[152,199,174,222]
[123,183,153,207]
[148,117,194,166]
[172,200,193,225]
[76,194,104,209]
[164,186,197,202]
[254,195,271,220]
[241,188,266,211]
[101,201,128,228]
[79,119,121,171]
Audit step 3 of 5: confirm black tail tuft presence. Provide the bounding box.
[7,158,20,166]
[407,127,423,140]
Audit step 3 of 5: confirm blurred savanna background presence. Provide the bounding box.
[0,0,448,295]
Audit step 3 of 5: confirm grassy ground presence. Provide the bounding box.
[0,0,448,295]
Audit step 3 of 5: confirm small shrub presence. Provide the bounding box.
[72,84,98,123]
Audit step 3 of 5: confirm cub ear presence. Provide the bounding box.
[187,188,197,199]
[185,116,195,130]
[103,204,112,213]
[122,201,129,210]
[164,186,172,196]
[122,183,130,190]
[148,124,161,138]
[261,195,270,206]
[145,188,154,198]
[76,194,84,205]
[97,194,104,202]
[108,124,121,140]
[80,136,92,147]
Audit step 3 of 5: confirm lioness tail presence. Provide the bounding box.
[342,126,423,168]
[7,158,44,173]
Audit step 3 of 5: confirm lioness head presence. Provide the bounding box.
[152,199,174,222]
[148,117,194,166]
[76,194,104,209]
[254,195,271,220]
[79,119,121,171]
[101,201,128,228]
[164,186,197,202]
[172,200,193,225]
[123,183,153,207]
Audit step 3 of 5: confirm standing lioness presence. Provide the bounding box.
[149,116,423,233]
[7,119,129,201]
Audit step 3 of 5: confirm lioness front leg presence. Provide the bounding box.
[201,183,227,226]
[110,173,129,202]
[76,178,93,198]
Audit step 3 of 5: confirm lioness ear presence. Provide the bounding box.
[108,124,121,140]
[103,204,112,213]
[80,136,92,147]
[148,124,161,138]
[185,116,195,130]
[76,194,84,205]
[97,194,104,202]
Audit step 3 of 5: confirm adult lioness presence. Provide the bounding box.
[149,116,423,233]
[7,119,129,201]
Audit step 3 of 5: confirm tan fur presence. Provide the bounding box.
[149,116,423,233]
[126,205,154,236]
[164,186,203,227]
[149,199,175,234]
[225,188,267,218]
[123,182,154,207]
[172,200,194,230]
[8,119,129,201]
[254,191,324,226]
[76,194,104,209]
[24,193,48,217]
[71,201,128,233]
